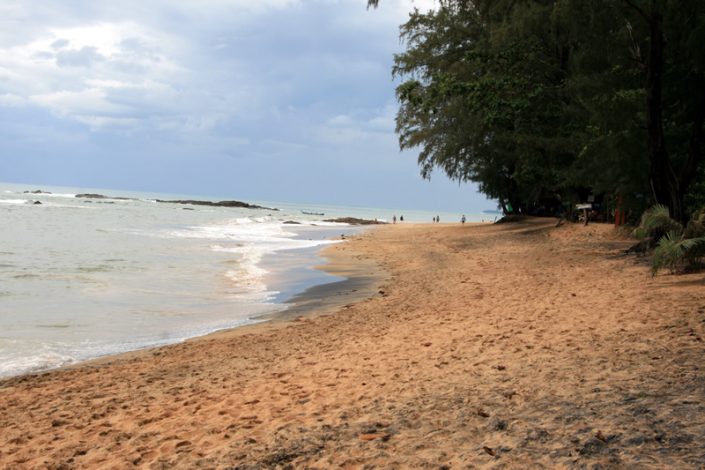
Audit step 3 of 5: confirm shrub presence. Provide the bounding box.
[684,207,705,239]
[651,230,705,275]
[633,204,683,248]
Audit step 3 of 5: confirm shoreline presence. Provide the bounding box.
[262,233,386,322]
[2,220,705,468]
[0,228,385,381]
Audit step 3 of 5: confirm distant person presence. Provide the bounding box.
[393,215,397,224]
[461,214,466,224]
[436,215,440,223]
[400,215,404,222]
[432,216,436,223]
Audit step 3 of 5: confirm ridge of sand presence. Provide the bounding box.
[1,219,705,468]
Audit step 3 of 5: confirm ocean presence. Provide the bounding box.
[0,182,486,377]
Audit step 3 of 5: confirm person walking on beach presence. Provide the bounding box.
[393,215,397,224]
[461,214,466,224]
[400,215,404,222]
[436,215,440,223]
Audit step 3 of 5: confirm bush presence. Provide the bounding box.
[631,205,705,275]
[684,206,705,238]
[651,231,705,274]
[632,204,683,248]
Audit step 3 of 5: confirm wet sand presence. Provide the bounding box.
[1,219,705,468]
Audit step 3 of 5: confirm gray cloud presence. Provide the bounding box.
[0,0,490,212]
[33,51,54,60]
[51,38,69,49]
[56,46,105,67]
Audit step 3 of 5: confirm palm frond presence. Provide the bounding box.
[633,205,683,250]
[634,204,682,238]
[651,232,705,275]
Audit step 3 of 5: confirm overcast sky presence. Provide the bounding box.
[0,0,493,212]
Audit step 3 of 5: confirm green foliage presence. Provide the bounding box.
[685,207,705,239]
[632,204,683,242]
[388,0,705,220]
[652,231,705,275]
[630,204,705,274]
[393,1,582,213]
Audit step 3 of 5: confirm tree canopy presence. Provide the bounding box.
[384,0,705,222]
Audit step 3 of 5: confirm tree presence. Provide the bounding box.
[377,0,705,221]
[393,1,582,214]
[618,0,705,222]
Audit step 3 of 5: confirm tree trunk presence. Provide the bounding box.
[499,197,509,215]
[645,3,684,222]
[680,94,705,215]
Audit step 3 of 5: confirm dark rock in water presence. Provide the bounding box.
[33,201,42,205]
[323,217,384,225]
[73,193,277,210]
[283,220,301,224]
[75,193,136,201]
[182,208,195,211]
[156,199,278,211]
[24,190,52,194]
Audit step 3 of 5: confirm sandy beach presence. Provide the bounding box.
[1,219,705,468]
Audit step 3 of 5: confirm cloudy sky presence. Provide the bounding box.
[0,0,492,212]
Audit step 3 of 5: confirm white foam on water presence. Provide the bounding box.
[43,203,93,209]
[0,189,374,379]
[0,314,269,378]
[0,340,77,377]
[0,199,27,205]
[308,221,351,227]
[40,193,78,199]
[192,218,341,300]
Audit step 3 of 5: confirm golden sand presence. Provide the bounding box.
[1,219,704,468]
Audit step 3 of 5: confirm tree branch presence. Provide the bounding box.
[622,0,650,23]
[625,20,646,70]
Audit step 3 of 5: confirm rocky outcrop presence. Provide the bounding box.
[323,217,384,225]
[75,194,135,201]
[72,193,276,211]
[156,200,278,211]
[24,190,52,194]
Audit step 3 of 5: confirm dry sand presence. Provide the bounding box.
[1,219,705,469]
